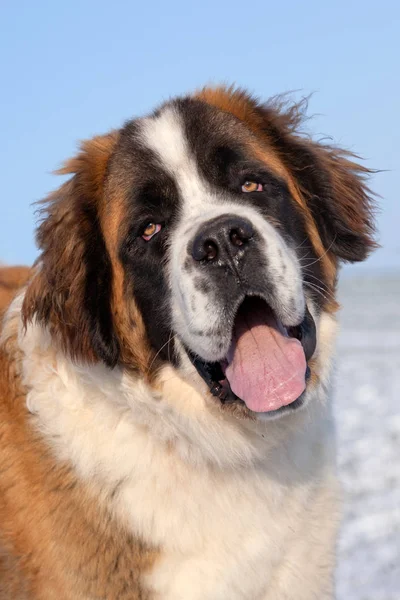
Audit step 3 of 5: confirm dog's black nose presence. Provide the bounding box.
[191,215,254,263]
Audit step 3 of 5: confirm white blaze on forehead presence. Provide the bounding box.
[139,105,305,358]
[140,107,208,214]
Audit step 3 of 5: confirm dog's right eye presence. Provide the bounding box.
[142,223,162,241]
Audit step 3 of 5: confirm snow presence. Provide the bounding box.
[335,273,400,599]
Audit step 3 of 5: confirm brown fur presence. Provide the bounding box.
[21,134,120,365]
[0,313,158,599]
[99,188,155,378]
[22,133,156,377]
[0,267,31,316]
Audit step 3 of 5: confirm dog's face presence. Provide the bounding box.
[23,87,376,420]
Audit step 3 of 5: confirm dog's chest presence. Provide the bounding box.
[20,338,335,599]
[112,450,316,600]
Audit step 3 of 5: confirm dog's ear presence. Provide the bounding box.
[22,132,121,366]
[197,87,377,263]
[256,98,378,263]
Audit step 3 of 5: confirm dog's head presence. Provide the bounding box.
[22,87,376,420]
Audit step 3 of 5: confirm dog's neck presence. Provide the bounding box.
[4,291,339,472]
[3,290,338,468]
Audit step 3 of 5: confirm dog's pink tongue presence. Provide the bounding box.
[225,303,307,413]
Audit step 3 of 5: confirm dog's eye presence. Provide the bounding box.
[241,181,263,193]
[142,223,162,241]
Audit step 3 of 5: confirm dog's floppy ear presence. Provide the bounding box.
[197,87,377,263]
[256,98,378,263]
[22,132,120,366]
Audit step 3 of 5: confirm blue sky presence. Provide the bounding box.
[1,0,399,271]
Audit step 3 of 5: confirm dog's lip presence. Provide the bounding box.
[185,296,316,411]
[192,291,304,358]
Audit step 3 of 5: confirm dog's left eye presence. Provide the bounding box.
[241,181,263,193]
[142,223,162,241]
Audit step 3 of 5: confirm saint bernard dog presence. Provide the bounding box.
[0,87,376,599]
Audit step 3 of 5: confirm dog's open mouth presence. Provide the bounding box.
[188,297,316,414]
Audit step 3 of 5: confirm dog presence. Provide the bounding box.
[0,86,376,599]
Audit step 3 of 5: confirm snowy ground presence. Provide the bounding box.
[335,273,400,600]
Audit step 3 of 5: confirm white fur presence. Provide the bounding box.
[8,290,340,599]
[140,108,305,361]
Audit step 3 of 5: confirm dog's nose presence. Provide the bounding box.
[191,215,254,263]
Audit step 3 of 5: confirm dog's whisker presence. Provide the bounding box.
[302,272,337,301]
[298,235,337,269]
[304,281,330,302]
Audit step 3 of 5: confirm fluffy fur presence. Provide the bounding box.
[0,86,376,599]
